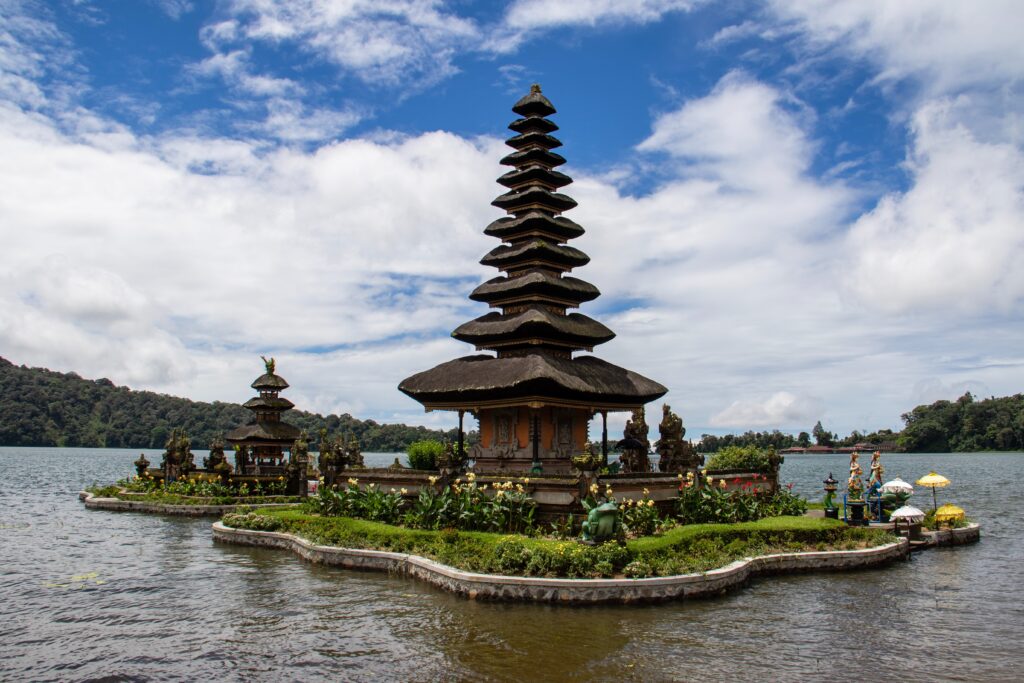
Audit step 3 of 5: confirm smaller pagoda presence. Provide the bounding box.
[226,357,301,475]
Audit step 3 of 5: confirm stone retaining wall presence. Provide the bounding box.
[211,522,909,604]
[924,523,981,547]
[79,491,295,517]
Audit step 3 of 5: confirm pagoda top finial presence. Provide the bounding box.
[513,85,556,117]
[261,355,276,375]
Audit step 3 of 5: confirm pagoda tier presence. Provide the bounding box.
[227,360,300,475]
[399,85,666,473]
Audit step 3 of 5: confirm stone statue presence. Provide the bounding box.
[656,404,703,473]
[619,408,651,473]
[288,432,310,496]
[318,429,339,487]
[161,429,182,483]
[261,355,275,375]
[134,453,150,478]
[346,433,363,468]
[581,501,620,543]
[204,436,226,470]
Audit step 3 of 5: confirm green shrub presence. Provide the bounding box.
[705,445,771,471]
[222,512,283,531]
[407,440,444,470]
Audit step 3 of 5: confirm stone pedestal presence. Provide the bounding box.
[847,501,868,526]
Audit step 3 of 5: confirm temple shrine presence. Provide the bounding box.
[226,357,301,475]
[400,85,667,474]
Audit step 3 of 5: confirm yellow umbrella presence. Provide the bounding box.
[935,503,965,524]
[916,472,950,511]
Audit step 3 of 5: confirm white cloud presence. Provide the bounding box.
[214,0,479,87]
[767,0,1024,95]
[843,99,1024,314]
[710,392,822,428]
[489,0,700,52]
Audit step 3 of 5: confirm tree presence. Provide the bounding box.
[797,431,811,448]
[811,420,834,447]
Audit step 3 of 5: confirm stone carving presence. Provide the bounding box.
[318,429,340,487]
[160,428,194,482]
[346,434,363,468]
[581,502,620,543]
[204,436,227,470]
[493,412,517,460]
[287,432,309,496]
[619,408,651,473]
[261,355,275,374]
[552,412,575,458]
[133,453,150,478]
[656,404,703,473]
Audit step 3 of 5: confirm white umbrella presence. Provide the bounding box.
[890,505,925,522]
[881,478,914,495]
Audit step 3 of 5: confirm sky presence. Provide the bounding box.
[1,0,1022,441]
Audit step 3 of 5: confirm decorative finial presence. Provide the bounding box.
[261,355,275,375]
[530,83,541,94]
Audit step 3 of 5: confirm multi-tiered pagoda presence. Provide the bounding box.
[227,357,301,475]
[400,85,666,474]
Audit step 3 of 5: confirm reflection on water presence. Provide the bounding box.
[1,448,1022,681]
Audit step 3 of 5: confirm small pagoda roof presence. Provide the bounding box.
[242,396,295,410]
[509,116,558,134]
[497,165,572,190]
[226,421,301,443]
[500,147,566,168]
[513,85,556,117]
[481,240,589,270]
[252,372,289,390]
[492,186,577,213]
[469,272,600,306]
[484,211,584,241]
[505,132,562,151]
[399,354,667,410]
[452,309,614,349]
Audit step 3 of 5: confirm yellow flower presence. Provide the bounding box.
[677,473,683,480]
[647,499,655,507]
[495,490,504,499]
[706,476,714,485]
[719,479,727,489]
[479,484,488,491]
[278,476,284,481]
[687,471,695,480]
[347,478,359,486]
[523,478,530,484]
[605,487,614,497]
[400,488,408,495]
[390,487,396,493]
[428,475,438,485]
[589,483,599,494]
[643,488,650,496]
[466,472,476,482]
[516,484,524,493]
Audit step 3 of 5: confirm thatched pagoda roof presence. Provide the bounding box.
[252,372,289,390]
[469,272,599,306]
[242,396,295,410]
[226,421,301,443]
[399,354,666,410]
[484,211,584,241]
[453,309,614,349]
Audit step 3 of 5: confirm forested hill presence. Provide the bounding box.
[898,392,1024,452]
[0,357,462,451]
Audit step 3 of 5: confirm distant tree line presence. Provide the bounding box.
[897,392,1024,452]
[699,393,1023,453]
[0,357,474,452]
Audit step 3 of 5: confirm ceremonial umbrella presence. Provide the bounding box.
[889,505,926,537]
[915,472,950,512]
[880,478,914,495]
[935,503,965,525]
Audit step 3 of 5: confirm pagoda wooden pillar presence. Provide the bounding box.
[457,410,465,458]
[601,410,608,466]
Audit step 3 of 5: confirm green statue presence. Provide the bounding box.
[582,501,621,543]
[261,355,275,375]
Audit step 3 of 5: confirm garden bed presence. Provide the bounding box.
[221,508,895,580]
[213,514,906,604]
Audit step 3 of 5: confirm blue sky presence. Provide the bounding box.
[2,0,1022,440]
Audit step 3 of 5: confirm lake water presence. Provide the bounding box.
[1,448,1022,682]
